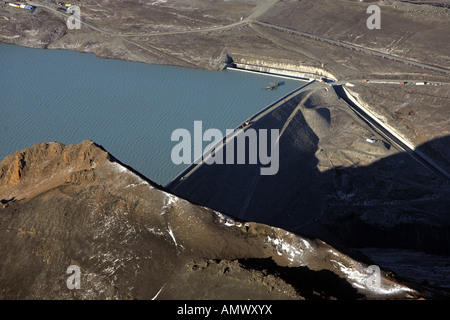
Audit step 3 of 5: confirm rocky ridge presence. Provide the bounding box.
[0,140,429,299]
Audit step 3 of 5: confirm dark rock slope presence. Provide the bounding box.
[0,140,423,299]
[168,86,450,257]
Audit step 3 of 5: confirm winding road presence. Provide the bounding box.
[28,0,278,36]
[253,21,450,76]
[28,0,449,75]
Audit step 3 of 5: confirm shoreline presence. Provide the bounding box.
[2,39,448,186]
[0,41,318,188]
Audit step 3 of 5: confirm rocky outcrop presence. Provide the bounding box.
[0,141,106,200]
[0,141,430,299]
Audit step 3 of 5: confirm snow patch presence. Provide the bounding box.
[301,239,312,250]
[161,192,179,215]
[214,211,243,227]
[147,227,165,237]
[149,0,167,5]
[167,225,177,246]
[109,162,153,189]
[329,259,415,296]
[266,236,305,264]
[125,183,140,188]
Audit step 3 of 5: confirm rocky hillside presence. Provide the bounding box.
[0,140,427,299]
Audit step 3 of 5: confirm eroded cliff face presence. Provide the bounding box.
[0,141,424,299]
[0,141,102,196]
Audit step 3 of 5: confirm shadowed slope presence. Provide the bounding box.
[0,140,421,299]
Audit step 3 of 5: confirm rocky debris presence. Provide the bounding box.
[0,140,427,299]
[158,258,304,300]
[49,24,66,44]
[0,141,107,201]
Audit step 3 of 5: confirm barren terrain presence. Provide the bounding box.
[1,0,448,149]
[0,0,449,300]
[1,141,434,299]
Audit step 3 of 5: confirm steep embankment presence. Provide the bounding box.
[168,86,450,258]
[0,140,422,299]
[345,84,450,175]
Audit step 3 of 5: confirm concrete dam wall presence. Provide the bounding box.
[229,56,337,81]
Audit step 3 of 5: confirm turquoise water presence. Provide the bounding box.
[0,43,304,185]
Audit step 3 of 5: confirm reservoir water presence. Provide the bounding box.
[0,43,305,185]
